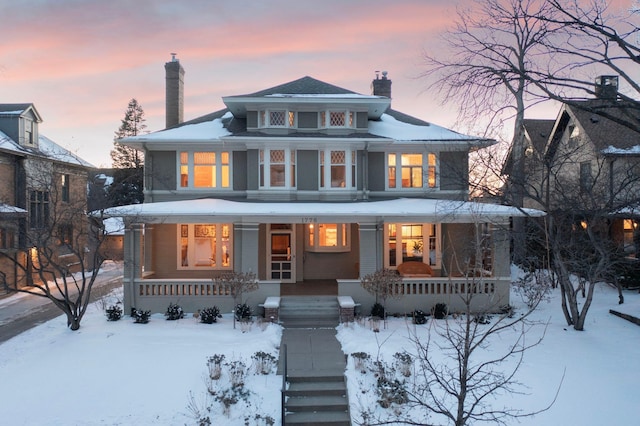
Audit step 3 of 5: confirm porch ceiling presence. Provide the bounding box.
[97,198,544,225]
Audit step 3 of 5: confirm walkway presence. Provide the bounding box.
[280,328,346,376]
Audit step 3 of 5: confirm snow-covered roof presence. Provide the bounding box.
[601,145,640,155]
[38,135,95,167]
[0,203,27,215]
[130,112,233,141]
[369,113,478,142]
[103,217,125,235]
[0,130,27,155]
[99,198,543,225]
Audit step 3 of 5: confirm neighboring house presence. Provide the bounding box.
[103,58,541,315]
[504,76,640,258]
[0,104,94,295]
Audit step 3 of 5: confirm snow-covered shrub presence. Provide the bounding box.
[200,306,221,324]
[105,304,123,321]
[252,351,276,375]
[371,302,385,319]
[412,309,427,324]
[227,360,247,387]
[234,303,252,322]
[131,307,150,324]
[393,352,413,377]
[207,354,225,380]
[351,352,371,373]
[165,302,184,320]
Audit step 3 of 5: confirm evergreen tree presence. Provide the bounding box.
[108,99,146,206]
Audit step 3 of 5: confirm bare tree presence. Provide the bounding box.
[0,161,106,330]
[360,268,403,320]
[213,271,258,328]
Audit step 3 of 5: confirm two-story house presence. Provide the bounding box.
[0,103,94,295]
[505,76,640,258]
[103,58,541,316]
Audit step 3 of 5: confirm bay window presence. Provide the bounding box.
[306,223,350,252]
[179,224,232,269]
[259,109,296,128]
[179,151,230,189]
[260,149,296,188]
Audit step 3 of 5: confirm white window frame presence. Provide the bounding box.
[305,223,351,253]
[177,223,233,270]
[258,109,297,128]
[319,150,356,189]
[260,148,296,189]
[319,110,355,129]
[384,223,440,269]
[386,152,438,190]
[178,151,231,190]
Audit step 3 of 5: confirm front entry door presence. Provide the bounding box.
[268,225,295,283]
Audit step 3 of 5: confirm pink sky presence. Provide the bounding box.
[0,0,632,167]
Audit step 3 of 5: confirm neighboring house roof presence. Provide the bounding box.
[523,119,555,154]
[564,100,640,154]
[0,203,27,217]
[0,130,94,168]
[100,197,543,224]
[122,76,493,147]
[0,103,43,122]
[0,130,28,156]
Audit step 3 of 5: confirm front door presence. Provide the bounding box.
[268,225,295,283]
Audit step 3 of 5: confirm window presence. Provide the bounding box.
[580,161,592,192]
[61,174,70,202]
[387,153,438,189]
[260,149,296,188]
[29,190,49,229]
[320,110,355,128]
[179,224,232,269]
[0,228,16,250]
[320,150,356,189]
[386,223,439,267]
[179,151,230,189]
[25,120,34,145]
[258,109,296,128]
[306,223,350,252]
[58,224,73,246]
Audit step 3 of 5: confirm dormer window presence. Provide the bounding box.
[259,110,296,128]
[320,110,355,128]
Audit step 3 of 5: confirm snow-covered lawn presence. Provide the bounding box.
[0,267,639,425]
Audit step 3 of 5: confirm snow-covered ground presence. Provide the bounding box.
[0,266,639,425]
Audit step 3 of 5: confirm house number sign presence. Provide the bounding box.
[300,217,318,223]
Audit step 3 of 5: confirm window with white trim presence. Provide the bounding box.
[260,149,296,188]
[319,110,355,128]
[387,152,437,189]
[178,224,232,269]
[305,223,350,252]
[385,223,439,268]
[320,150,356,189]
[258,109,296,128]
[179,151,230,189]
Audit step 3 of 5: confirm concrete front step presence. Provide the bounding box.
[279,296,340,328]
[287,380,346,396]
[284,410,351,426]
[280,318,339,328]
[286,395,349,412]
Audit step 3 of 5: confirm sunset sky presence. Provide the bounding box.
[0,0,632,167]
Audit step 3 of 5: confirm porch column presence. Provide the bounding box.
[235,223,259,274]
[492,222,510,277]
[359,223,380,277]
[123,223,144,313]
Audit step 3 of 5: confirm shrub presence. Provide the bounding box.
[131,307,150,324]
[432,302,448,319]
[207,354,225,380]
[105,304,123,321]
[200,306,222,324]
[165,302,184,320]
[234,303,252,322]
[252,351,277,375]
[371,302,385,319]
[412,309,427,324]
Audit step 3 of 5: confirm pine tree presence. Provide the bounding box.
[108,99,146,206]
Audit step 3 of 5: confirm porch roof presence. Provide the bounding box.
[97,198,543,225]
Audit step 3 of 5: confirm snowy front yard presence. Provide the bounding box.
[0,268,639,425]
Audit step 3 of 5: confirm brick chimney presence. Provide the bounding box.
[165,53,185,128]
[371,70,392,100]
[594,75,618,100]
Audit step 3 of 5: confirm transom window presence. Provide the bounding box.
[320,150,356,189]
[385,223,439,268]
[179,151,230,189]
[179,223,232,269]
[260,149,296,188]
[387,153,437,189]
[305,223,350,252]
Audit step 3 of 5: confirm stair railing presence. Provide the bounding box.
[281,343,288,426]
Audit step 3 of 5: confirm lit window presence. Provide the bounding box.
[319,110,355,128]
[428,153,436,188]
[179,223,232,269]
[401,154,422,188]
[260,149,296,189]
[329,111,346,127]
[386,223,439,268]
[387,152,438,189]
[288,111,295,127]
[306,223,350,252]
[258,110,296,128]
[320,150,356,189]
[179,151,231,189]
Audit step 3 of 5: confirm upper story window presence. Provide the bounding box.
[320,110,355,128]
[260,149,296,189]
[387,152,437,189]
[179,223,232,270]
[30,190,49,229]
[320,150,356,189]
[61,174,70,202]
[179,151,230,189]
[259,110,296,128]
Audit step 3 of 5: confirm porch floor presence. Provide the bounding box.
[280,279,338,296]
